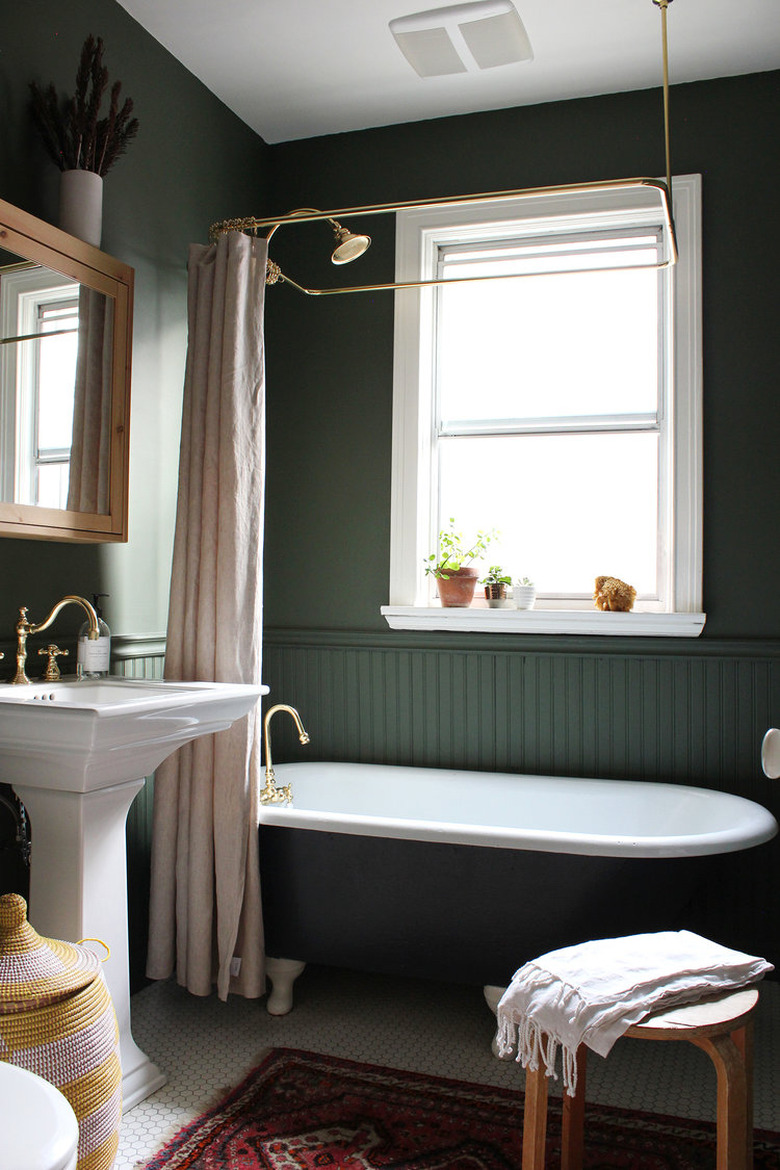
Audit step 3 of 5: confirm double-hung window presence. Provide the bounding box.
[384,176,703,636]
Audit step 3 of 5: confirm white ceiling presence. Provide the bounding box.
[116,0,780,144]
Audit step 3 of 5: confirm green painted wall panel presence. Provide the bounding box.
[0,0,270,638]
[263,71,780,640]
[262,635,779,789]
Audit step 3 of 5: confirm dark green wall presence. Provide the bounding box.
[261,72,780,972]
[0,0,271,639]
[263,71,780,639]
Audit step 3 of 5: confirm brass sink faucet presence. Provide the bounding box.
[261,703,310,804]
[12,595,99,685]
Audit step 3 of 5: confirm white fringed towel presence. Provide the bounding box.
[496,931,772,1096]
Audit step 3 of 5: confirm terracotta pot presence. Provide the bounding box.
[436,566,479,607]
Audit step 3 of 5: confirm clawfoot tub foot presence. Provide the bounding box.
[265,956,307,1015]
[483,984,513,1059]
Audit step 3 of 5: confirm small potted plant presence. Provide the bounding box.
[481,566,513,608]
[424,519,496,607]
[513,576,536,610]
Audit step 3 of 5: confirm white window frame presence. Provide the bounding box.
[382,175,704,637]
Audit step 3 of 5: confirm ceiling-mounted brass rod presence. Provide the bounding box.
[210,177,673,242]
[0,327,78,346]
[653,0,674,199]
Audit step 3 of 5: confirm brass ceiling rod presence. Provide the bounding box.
[653,0,674,199]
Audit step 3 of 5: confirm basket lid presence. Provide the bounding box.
[0,894,99,1013]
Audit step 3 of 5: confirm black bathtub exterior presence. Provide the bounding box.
[258,825,723,987]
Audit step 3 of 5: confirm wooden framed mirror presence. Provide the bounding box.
[0,197,132,542]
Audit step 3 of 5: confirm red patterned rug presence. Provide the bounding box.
[142,1046,780,1169]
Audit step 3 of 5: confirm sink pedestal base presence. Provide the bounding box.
[14,777,166,1111]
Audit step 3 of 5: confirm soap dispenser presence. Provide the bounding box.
[77,593,111,678]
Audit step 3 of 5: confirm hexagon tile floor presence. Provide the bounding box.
[117,965,780,1169]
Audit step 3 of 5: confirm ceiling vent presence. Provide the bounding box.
[389,0,533,78]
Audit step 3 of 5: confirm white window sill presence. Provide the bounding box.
[380,607,707,637]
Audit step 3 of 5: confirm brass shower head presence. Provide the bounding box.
[329,220,372,265]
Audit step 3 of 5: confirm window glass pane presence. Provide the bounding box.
[37,303,77,451]
[438,247,659,425]
[36,462,70,509]
[438,432,659,596]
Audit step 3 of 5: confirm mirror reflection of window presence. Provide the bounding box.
[0,263,78,507]
[32,297,78,508]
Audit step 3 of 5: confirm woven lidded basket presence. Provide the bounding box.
[0,893,122,1170]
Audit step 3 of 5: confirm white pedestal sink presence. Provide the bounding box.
[0,676,266,1111]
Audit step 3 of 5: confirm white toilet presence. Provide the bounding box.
[0,1062,79,1170]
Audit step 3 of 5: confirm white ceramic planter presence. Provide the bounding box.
[514,584,536,610]
[59,168,103,246]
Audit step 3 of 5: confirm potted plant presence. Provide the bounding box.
[513,576,536,610]
[424,520,496,607]
[481,566,513,608]
[29,34,140,245]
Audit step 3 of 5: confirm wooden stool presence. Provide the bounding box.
[521,986,759,1170]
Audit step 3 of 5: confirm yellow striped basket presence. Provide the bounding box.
[0,893,122,1170]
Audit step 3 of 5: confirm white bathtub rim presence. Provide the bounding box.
[258,803,774,857]
[260,763,778,859]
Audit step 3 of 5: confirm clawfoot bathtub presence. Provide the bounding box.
[258,762,777,1012]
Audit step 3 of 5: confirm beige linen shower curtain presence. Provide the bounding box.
[146,232,268,1001]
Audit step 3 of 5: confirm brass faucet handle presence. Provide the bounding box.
[38,643,69,682]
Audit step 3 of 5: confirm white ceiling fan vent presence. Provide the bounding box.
[389,0,533,78]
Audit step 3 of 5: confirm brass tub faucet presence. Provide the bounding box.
[261,703,310,805]
[12,595,99,685]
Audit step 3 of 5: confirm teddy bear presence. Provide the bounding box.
[594,576,637,612]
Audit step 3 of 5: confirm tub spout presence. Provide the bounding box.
[261,703,310,804]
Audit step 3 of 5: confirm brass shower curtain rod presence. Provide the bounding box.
[209,0,677,296]
[209,178,677,296]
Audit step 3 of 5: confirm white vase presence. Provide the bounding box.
[59,169,103,247]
